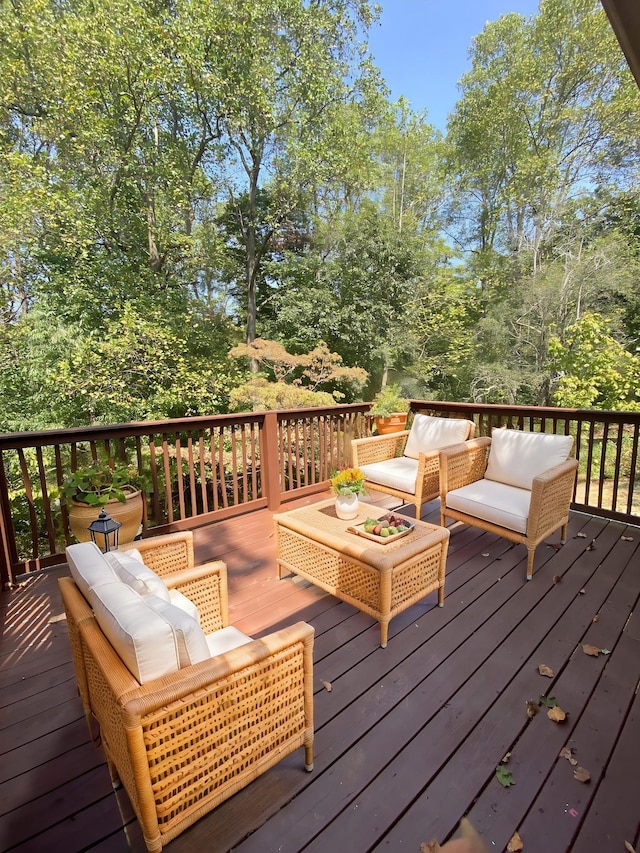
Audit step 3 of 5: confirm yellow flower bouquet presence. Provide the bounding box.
[330,467,366,496]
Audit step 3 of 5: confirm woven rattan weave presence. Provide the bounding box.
[274,498,449,647]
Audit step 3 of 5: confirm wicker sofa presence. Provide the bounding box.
[58,532,314,852]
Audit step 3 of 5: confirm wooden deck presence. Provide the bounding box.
[1,493,639,853]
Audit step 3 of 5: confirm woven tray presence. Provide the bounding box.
[348,517,415,545]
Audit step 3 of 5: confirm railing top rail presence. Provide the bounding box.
[413,401,640,424]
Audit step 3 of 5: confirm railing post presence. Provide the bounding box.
[261,411,282,511]
[0,455,16,588]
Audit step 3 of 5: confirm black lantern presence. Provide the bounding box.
[88,509,122,552]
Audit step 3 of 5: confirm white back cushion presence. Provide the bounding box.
[88,582,180,683]
[485,429,573,491]
[104,549,170,602]
[143,595,210,668]
[168,589,201,624]
[66,541,119,600]
[404,414,472,459]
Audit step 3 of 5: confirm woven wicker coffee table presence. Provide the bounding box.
[274,498,450,647]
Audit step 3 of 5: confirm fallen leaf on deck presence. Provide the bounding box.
[552,575,562,584]
[538,664,554,677]
[539,694,557,708]
[48,613,66,624]
[482,552,490,557]
[559,747,578,766]
[322,681,332,692]
[573,766,591,783]
[621,536,634,542]
[601,648,611,655]
[496,765,515,787]
[624,841,636,853]
[578,588,586,595]
[576,532,587,538]
[526,700,539,719]
[420,841,440,853]
[592,614,599,622]
[582,644,601,657]
[501,751,512,764]
[547,706,567,723]
[507,831,524,851]
[586,539,596,550]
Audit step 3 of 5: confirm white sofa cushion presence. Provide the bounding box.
[360,457,419,495]
[88,582,180,683]
[485,429,573,491]
[206,626,253,658]
[66,541,120,600]
[446,479,531,534]
[404,414,472,460]
[143,595,210,668]
[104,549,170,602]
[168,589,201,624]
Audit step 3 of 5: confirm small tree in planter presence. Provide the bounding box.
[369,385,410,434]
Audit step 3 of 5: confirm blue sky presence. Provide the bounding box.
[367,0,541,131]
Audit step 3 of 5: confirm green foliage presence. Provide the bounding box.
[369,384,410,418]
[548,313,640,410]
[61,458,148,507]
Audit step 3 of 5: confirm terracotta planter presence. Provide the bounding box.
[68,489,143,546]
[374,413,408,435]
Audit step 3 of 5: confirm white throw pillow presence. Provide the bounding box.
[404,414,472,459]
[88,582,180,683]
[485,428,573,491]
[66,541,120,600]
[104,549,170,602]
[143,594,210,668]
[168,589,201,624]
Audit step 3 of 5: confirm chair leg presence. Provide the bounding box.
[526,548,535,581]
[560,522,568,543]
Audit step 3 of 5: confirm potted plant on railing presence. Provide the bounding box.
[330,467,367,520]
[61,459,147,545]
[369,385,410,434]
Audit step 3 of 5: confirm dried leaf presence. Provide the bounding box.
[621,536,634,542]
[592,614,599,622]
[552,575,562,584]
[576,532,587,538]
[420,842,440,853]
[48,613,66,624]
[501,751,512,764]
[547,705,567,723]
[539,694,557,708]
[578,588,586,595]
[482,552,490,557]
[322,680,332,692]
[496,765,515,787]
[601,648,611,655]
[507,831,524,852]
[586,539,596,550]
[624,841,636,853]
[573,766,591,783]
[526,700,539,719]
[538,664,554,678]
[559,746,578,766]
[582,644,601,657]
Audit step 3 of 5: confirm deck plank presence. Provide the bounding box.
[1,498,638,853]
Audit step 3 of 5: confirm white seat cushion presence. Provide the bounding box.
[66,541,120,600]
[104,549,170,602]
[404,414,472,460]
[360,457,419,494]
[88,582,181,683]
[485,429,573,490]
[206,626,253,658]
[446,479,531,534]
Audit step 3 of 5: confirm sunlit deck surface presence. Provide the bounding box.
[2,493,639,853]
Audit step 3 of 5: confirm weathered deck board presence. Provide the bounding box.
[1,494,639,853]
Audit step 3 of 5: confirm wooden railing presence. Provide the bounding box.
[0,401,638,588]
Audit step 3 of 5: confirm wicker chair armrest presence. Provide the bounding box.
[439,437,492,495]
[527,459,578,539]
[121,531,195,576]
[164,560,229,634]
[116,621,315,720]
[352,431,409,466]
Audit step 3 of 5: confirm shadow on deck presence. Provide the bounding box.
[1,493,639,852]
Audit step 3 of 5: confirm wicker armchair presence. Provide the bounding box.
[439,430,578,580]
[352,414,475,517]
[58,532,314,852]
